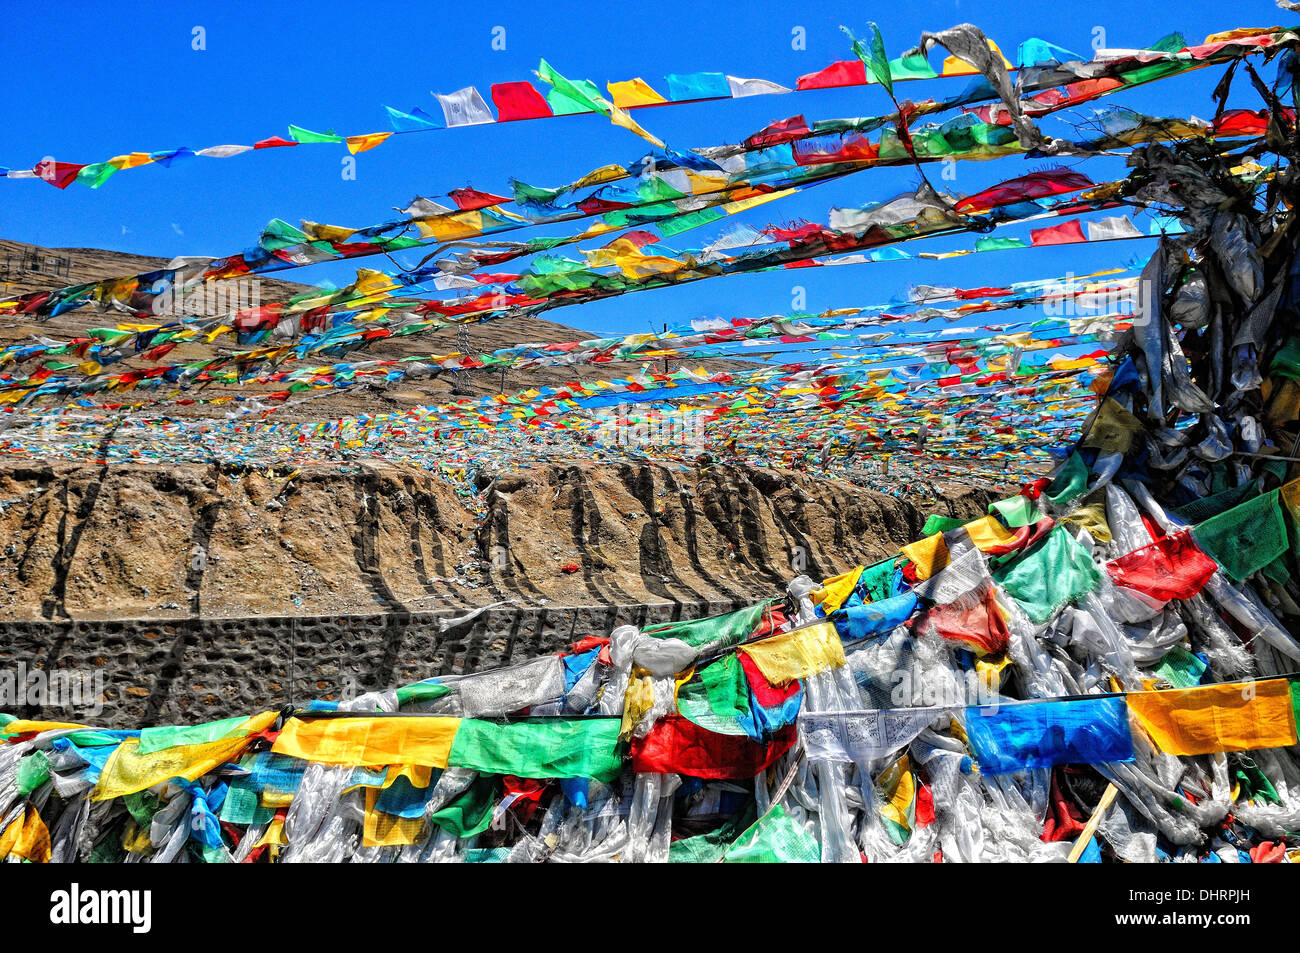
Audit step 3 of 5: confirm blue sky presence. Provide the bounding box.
[0,0,1273,340]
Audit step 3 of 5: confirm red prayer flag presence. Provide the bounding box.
[954,170,1093,214]
[738,651,798,708]
[448,187,511,210]
[491,82,554,122]
[911,581,1010,656]
[1030,219,1087,246]
[33,161,87,189]
[744,115,811,148]
[796,60,868,90]
[1212,108,1270,137]
[1105,530,1217,602]
[793,133,878,166]
[629,717,796,778]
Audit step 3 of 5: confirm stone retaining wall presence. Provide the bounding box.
[0,599,745,726]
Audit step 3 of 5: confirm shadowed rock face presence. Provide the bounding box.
[0,461,997,622]
[0,460,998,725]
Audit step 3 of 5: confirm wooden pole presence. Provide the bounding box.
[1067,782,1118,862]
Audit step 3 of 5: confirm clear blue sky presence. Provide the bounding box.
[0,0,1273,339]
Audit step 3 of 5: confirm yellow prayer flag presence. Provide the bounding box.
[607,78,668,108]
[975,654,1013,695]
[621,672,657,741]
[346,132,392,154]
[741,621,846,686]
[362,786,428,847]
[2,719,91,735]
[351,268,399,298]
[812,566,864,614]
[414,211,485,241]
[108,152,155,170]
[721,187,796,216]
[1127,680,1298,756]
[573,164,628,189]
[941,41,1012,75]
[1203,27,1275,44]
[1060,504,1113,543]
[1280,477,1300,524]
[878,754,915,831]
[0,807,51,863]
[271,715,459,766]
[901,533,949,580]
[93,711,277,800]
[686,172,729,195]
[961,515,1019,552]
[123,819,153,853]
[301,220,358,242]
[609,105,664,147]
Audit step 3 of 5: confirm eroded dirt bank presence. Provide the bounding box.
[0,461,998,621]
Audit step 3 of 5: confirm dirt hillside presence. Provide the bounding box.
[0,460,997,621]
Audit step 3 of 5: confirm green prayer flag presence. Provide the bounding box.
[844,23,894,95]
[677,678,751,736]
[723,805,821,863]
[76,162,119,189]
[1147,31,1187,53]
[512,179,567,205]
[669,799,758,862]
[700,654,753,720]
[990,494,1040,528]
[288,124,344,144]
[219,782,273,826]
[858,557,897,603]
[972,123,1017,146]
[888,50,938,81]
[63,731,122,747]
[138,715,250,754]
[447,717,623,781]
[260,218,310,251]
[993,526,1101,623]
[1173,480,1258,524]
[1044,452,1088,506]
[1153,646,1207,689]
[658,206,725,237]
[1192,489,1289,583]
[15,750,50,798]
[1269,336,1300,380]
[922,514,965,536]
[637,176,687,202]
[395,680,451,706]
[643,600,773,650]
[1234,757,1281,806]
[975,237,1028,252]
[537,60,607,116]
[123,790,160,828]
[430,775,496,837]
